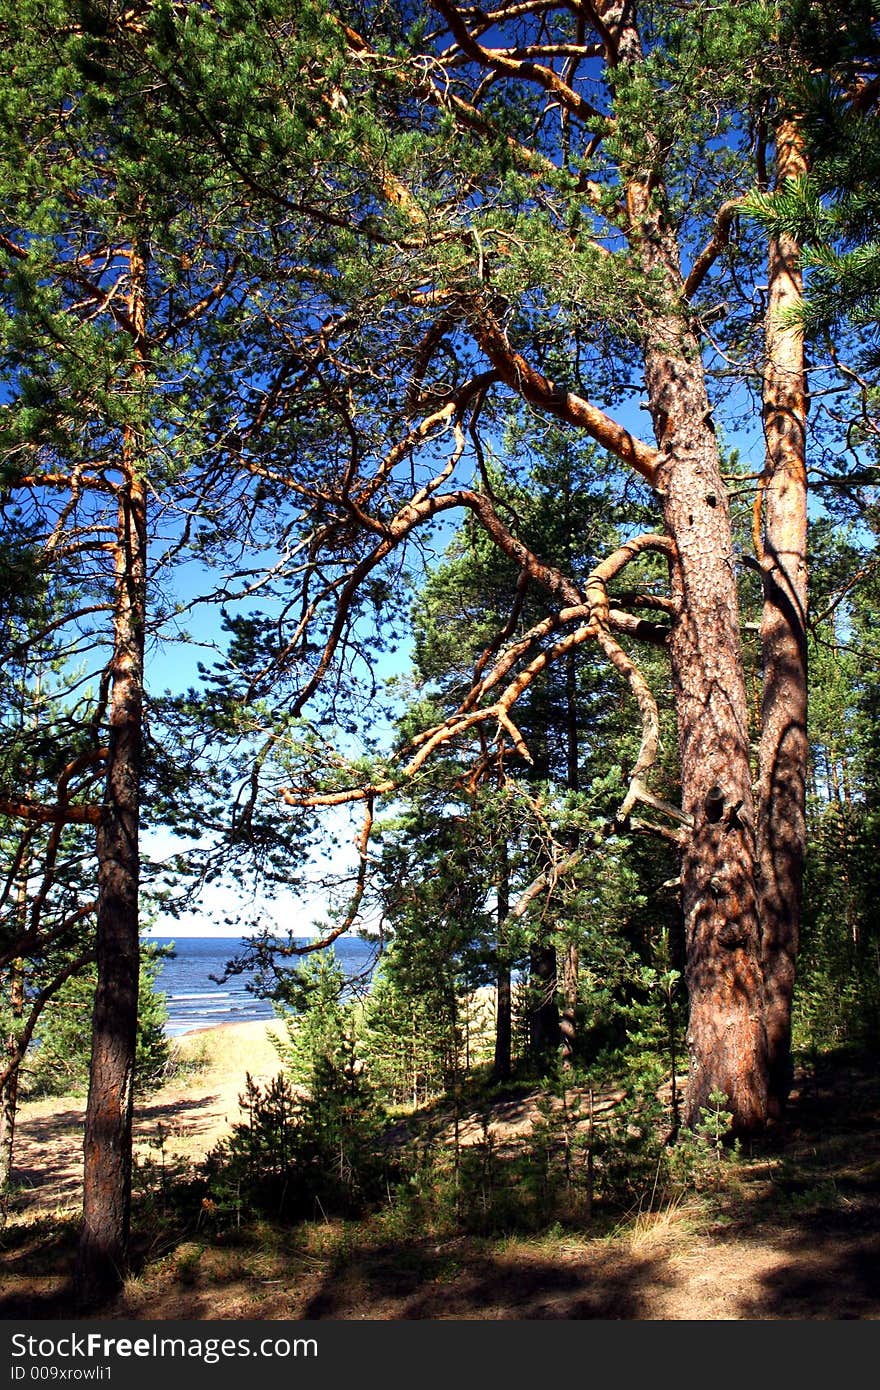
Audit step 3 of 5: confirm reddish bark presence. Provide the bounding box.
[589,2,770,1134]
[758,121,809,1115]
[76,246,148,1303]
[0,955,24,1216]
[652,342,769,1134]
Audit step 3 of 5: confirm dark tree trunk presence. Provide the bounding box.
[77,478,145,1305]
[0,955,24,1217]
[1,840,31,1217]
[757,120,809,1117]
[493,839,512,1082]
[76,246,148,1304]
[560,942,579,1071]
[560,649,579,1070]
[529,939,560,1064]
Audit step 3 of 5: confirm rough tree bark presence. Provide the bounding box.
[560,943,579,1072]
[757,119,809,1116]
[609,3,770,1132]
[76,244,148,1303]
[655,335,769,1133]
[0,952,24,1217]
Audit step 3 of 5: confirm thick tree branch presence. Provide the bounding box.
[469,303,660,482]
[682,200,743,302]
[0,797,101,827]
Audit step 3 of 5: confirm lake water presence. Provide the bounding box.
[150,935,380,1036]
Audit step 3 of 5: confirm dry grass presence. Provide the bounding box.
[4,1046,880,1320]
[622,1189,701,1252]
[171,1017,285,1080]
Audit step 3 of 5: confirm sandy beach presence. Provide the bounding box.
[11,1019,287,1219]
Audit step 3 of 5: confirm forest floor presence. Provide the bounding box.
[2,1021,879,1320]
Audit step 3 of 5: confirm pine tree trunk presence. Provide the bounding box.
[76,244,148,1303]
[529,939,559,1064]
[493,839,512,1082]
[654,348,769,1135]
[632,250,769,1132]
[1,843,30,1218]
[560,942,579,1072]
[0,1071,17,1217]
[604,1,769,1134]
[560,648,579,1071]
[0,957,24,1218]
[757,121,809,1117]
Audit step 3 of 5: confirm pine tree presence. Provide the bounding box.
[193,0,834,1133]
[0,0,345,1293]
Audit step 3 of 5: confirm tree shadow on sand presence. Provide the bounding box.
[717,1052,880,1319]
[9,1095,224,1218]
[297,1237,677,1319]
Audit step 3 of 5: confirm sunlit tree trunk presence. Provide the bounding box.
[607,4,769,1134]
[612,219,769,1131]
[653,334,769,1134]
[77,242,148,1302]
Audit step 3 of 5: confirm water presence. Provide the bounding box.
[149,935,380,1037]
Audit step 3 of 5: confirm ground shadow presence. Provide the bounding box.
[298,1237,675,1319]
[4,1052,880,1320]
[9,1095,224,1218]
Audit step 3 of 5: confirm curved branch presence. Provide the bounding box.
[683,200,742,302]
[435,0,611,129]
[470,303,660,482]
[306,796,376,952]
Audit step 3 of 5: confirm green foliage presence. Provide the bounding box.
[661,1089,738,1194]
[201,946,391,1222]
[360,961,463,1108]
[201,1073,305,1224]
[368,801,497,1090]
[796,803,880,1051]
[744,4,880,360]
[384,1077,696,1239]
[271,949,354,1088]
[202,1052,389,1224]
[26,943,172,1099]
[3,0,879,1242]
[696,1089,735,1158]
[796,521,880,1054]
